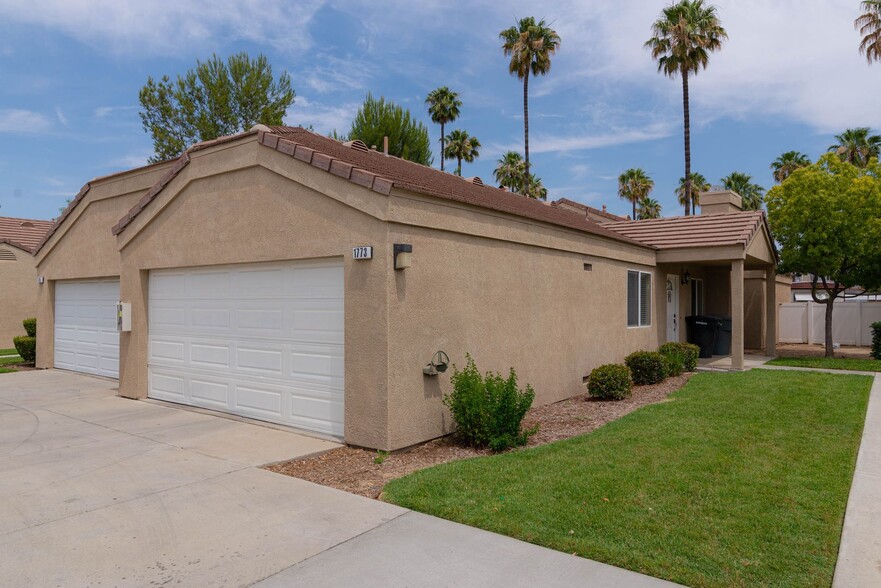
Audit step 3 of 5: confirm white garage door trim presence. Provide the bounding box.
[147,259,345,438]
[54,279,121,379]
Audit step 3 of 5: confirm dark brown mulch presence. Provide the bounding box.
[266,373,693,498]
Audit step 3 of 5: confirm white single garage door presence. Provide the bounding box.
[54,279,120,379]
[147,260,345,437]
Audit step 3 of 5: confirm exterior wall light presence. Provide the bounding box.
[681,270,691,285]
[37,276,45,284]
[394,243,412,270]
[423,351,450,376]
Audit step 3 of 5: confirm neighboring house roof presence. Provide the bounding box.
[550,198,629,222]
[0,216,54,253]
[111,126,652,250]
[603,212,767,250]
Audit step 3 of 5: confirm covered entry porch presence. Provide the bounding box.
[607,191,779,370]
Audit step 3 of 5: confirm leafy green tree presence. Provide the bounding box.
[425,87,462,172]
[500,17,561,191]
[856,1,881,63]
[828,127,881,167]
[345,93,433,166]
[139,52,294,162]
[637,197,662,219]
[494,151,526,191]
[766,154,881,357]
[646,0,727,215]
[676,172,710,213]
[618,168,655,220]
[771,151,811,183]
[721,172,765,210]
[443,129,481,176]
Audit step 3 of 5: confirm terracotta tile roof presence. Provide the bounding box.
[550,198,629,222]
[0,216,54,253]
[603,211,766,249]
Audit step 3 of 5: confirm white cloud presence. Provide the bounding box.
[94,105,137,119]
[55,106,68,126]
[0,109,51,133]
[488,121,673,157]
[0,0,324,56]
[285,96,359,135]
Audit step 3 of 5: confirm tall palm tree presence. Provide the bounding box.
[770,151,811,183]
[425,87,462,172]
[675,172,710,214]
[646,0,727,216]
[443,129,481,176]
[637,197,662,220]
[828,127,881,167]
[494,151,526,191]
[856,1,881,63]
[500,17,561,191]
[522,174,548,200]
[721,172,765,211]
[618,168,655,220]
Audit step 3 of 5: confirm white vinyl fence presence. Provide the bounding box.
[779,301,881,346]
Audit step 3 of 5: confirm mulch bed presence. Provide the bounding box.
[266,373,693,499]
[776,343,871,360]
[0,362,35,372]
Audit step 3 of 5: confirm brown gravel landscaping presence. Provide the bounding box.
[266,372,693,498]
[776,342,871,359]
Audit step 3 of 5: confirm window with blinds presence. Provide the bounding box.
[691,279,704,316]
[627,270,652,327]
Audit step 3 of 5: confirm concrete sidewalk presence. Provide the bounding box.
[0,369,678,587]
[833,373,881,587]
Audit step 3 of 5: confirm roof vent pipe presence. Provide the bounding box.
[383,136,389,156]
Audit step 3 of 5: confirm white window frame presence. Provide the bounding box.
[627,270,652,328]
[691,278,705,316]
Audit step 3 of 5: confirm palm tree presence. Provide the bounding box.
[521,174,548,200]
[425,87,462,172]
[856,1,881,64]
[443,129,481,176]
[770,151,811,183]
[500,17,561,191]
[721,172,765,211]
[618,168,655,220]
[675,172,710,214]
[494,151,526,191]
[646,0,727,216]
[637,197,662,220]
[828,127,881,167]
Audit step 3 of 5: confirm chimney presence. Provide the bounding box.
[383,136,389,156]
[602,204,607,212]
[699,190,743,215]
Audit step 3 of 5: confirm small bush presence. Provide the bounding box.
[664,350,686,377]
[872,322,881,360]
[444,354,537,451]
[659,342,700,372]
[22,317,36,337]
[13,336,36,362]
[587,364,632,400]
[625,351,667,385]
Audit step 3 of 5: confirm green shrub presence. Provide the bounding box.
[587,364,632,400]
[444,354,537,451]
[659,342,700,372]
[22,317,36,338]
[13,336,35,362]
[872,322,881,360]
[625,351,667,385]
[664,350,686,377]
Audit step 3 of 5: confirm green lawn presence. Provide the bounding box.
[767,356,881,372]
[0,355,24,366]
[0,347,16,356]
[384,371,871,588]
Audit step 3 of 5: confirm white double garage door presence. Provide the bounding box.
[54,260,345,438]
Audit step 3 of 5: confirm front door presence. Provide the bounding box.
[666,275,679,342]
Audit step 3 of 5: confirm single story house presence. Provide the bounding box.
[0,216,53,346]
[33,126,779,451]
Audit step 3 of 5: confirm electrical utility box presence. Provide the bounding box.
[117,302,132,332]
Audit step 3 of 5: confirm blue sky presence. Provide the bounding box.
[0,0,878,221]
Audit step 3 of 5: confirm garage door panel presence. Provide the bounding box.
[148,260,344,437]
[54,280,120,379]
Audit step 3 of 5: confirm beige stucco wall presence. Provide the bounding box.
[744,278,764,350]
[34,163,175,369]
[0,244,37,347]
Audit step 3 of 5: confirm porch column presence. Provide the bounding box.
[765,266,777,357]
[731,259,744,370]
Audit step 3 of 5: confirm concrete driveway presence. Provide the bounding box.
[0,370,678,587]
